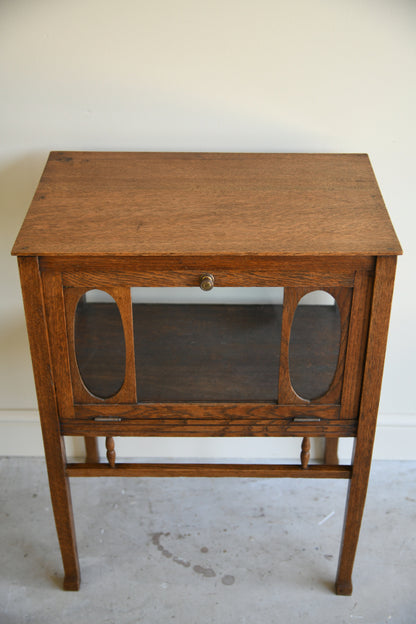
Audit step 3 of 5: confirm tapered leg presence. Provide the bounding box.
[85,437,99,463]
[324,438,339,465]
[44,432,81,590]
[335,437,371,595]
[18,257,81,590]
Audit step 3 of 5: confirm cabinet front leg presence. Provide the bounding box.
[18,257,81,590]
[43,430,80,590]
[335,448,370,595]
[336,256,397,595]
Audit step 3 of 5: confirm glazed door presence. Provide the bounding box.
[40,275,371,421]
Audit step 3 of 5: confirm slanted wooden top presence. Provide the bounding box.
[12,152,402,257]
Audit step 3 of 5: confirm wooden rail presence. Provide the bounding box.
[66,462,352,479]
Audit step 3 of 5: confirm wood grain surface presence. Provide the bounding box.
[18,257,80,590]
[66,462,352,479]
[335,255,397,595]
[61,415,356,439]
[12,152,402,257]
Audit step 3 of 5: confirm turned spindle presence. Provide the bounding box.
[106,437,116,468]
[300,437,311,469]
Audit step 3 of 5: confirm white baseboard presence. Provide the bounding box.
[0,410,415,461]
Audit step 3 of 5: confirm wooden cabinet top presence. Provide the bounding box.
[12,151,402,258]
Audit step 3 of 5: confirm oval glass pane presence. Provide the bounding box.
[74,290,126,398]
[289,290,341,400]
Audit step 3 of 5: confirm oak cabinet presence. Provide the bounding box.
[12,152,401,593]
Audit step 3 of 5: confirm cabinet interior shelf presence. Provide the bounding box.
[75,303,341,403]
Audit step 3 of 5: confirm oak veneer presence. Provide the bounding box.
[13,152,401,594]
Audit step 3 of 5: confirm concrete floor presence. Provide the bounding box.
[1,458,415,623]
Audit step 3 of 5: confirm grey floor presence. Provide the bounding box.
[1,458,415,623]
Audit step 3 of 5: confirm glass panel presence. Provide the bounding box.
[74,290,126,398]
[133,287,284,401]
[289,290,341,400]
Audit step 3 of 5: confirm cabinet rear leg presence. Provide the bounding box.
[85,436,99,463]
[324,438,339,465]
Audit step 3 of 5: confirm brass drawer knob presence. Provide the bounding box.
[199,273,215,291]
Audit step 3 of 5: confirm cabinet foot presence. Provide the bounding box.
[335,579,353,596]
[63,573,81,591]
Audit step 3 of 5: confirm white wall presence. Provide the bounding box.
[1,0,415,459]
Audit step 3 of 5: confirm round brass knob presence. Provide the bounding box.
[199,273,215,291]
